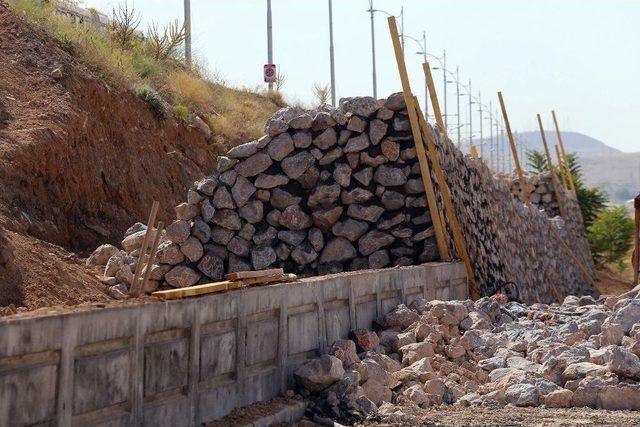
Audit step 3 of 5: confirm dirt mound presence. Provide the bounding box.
[0,3,225,311]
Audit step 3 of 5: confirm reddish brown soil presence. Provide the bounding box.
[0,3,217,311]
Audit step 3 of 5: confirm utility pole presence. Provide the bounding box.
[456,66,461,147]
[494,114,500,173]
[489,101,494,170]
[478,92,483,159]
[400,6,404,55]
[368,1,376,98]
[443,50,448,131]
[267,0,273,91]
[328,0,336,106]
[468,79,472,151]
[422,31,428,120]
[184,0,191,67]
[501,127,505,173]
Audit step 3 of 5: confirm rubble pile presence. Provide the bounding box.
[294,291,640,423]
[508,173,561,217]
[87,93,439,297]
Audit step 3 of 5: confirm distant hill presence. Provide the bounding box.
[471,131,639,203]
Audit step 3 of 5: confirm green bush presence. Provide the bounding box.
[588,206,635,269]
[133,84,167,118]
[172,104,190,122]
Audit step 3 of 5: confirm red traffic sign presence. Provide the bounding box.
[264,64,276,83]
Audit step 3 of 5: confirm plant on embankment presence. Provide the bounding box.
[588,206,635,270]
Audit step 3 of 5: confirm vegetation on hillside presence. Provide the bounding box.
[588,206,635,270]
[7,0,284,150]
[526,149,607,227]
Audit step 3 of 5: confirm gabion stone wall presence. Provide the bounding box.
[508,173,561,217]
[431,131,595,303]
[149,94,438,288]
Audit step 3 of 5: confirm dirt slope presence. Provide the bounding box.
[0,3,223,311]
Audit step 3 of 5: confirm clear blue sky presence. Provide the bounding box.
[83,0,640,153]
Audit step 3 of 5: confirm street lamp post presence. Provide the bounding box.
[403,32,429,120]
[488,101,494,169]
[184,0,191,67]
[267,0,273,91]
[328,0,336,105]
[456,67,461,147]
[367,2,402,99]
[478,91,483,159]
[443,50,447,130]
[468,80,473,151]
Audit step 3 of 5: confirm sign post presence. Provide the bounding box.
[264,64,277,85]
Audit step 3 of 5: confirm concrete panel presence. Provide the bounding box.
[0,262,466,426]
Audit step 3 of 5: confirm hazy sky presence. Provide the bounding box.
[83,0,640,153]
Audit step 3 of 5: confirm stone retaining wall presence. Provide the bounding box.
[0,262,466,426]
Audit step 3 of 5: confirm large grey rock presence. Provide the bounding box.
[347,115,367,132]
[333,219,369,242]
[281,151,316,179]
[340,96,379,117]
[311,206,343,232]
[191,218,211,243]
[320,237,357,263]
[86,244,118,266]
[270,188,302,210]
[165,220,191,244]
[217,156,237,173]
[341,188,374,205]
[227,140,258,159]
[384,92,406,110]
[231,175,255,208]
[347,204,385,223]
[267,132,295,161]
[358,230,395,256]
[344,133,370,153]
[265,106,305,135]
[197,253,225,280]
[235,152,273,177]
[156,241,185,265]
[610,300,640,333]
[212,209,242,230]
[228,254,252,273]
[180,236,203,262]
[353,167,373,186]
[308,228,324,252]
[228,236,251,257]
[290,113,314,130]
[291,242,318,265]
[308,184,341,208]
[251,246,277,270]
[239,200,264,224]
[195,176,218,195]
[369,119,388,145]
[333,163,352,187]
[294,355,344,392]
[165,266,201,288]
[293,131,312,148]
[253,226,278,246]
[277,230,306,246]
[313,128,337,150]
[381,191,405,210]
[254,173,289,189]
[210,226,235,245]
[319,147,344,166]
[201,198,215,222]
[279,205,313,230]
[213,186,235,209]
[603,345,640,378]
[374,165,407,186]
[505,384,539,407]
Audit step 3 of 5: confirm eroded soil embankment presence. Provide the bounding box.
[0,4,215,310]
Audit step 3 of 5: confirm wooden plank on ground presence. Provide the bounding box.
[152,281,241,300]
[241,273,297,286]
[387,16,451,263]
[225,268,284,280]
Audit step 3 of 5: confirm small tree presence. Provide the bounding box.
[110,2,140,49]
[526,149,547,173]
[312,82,330,106]
[147,20,187,61]
[588,206,635,269]
[274,70,285,91]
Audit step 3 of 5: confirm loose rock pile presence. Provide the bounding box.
[295,290,640,423]
[87,94,438,297]
[508,173,561,217]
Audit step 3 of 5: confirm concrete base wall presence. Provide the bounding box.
[0,262,466,426]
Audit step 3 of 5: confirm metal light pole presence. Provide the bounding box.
[488,102,494,169]
[456,67,461,147]
[494,113,500,173]
[184,0,191,67]
[443,50,448,130]
[403,33,429,120]
[328,0,336,105]
[468,79,472,150]
[478,91,483,159]
[267,0,273,91]
[368,1,376,98]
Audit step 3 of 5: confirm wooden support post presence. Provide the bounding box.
[387,16,451,262]
[130,201,159,296]
[551,111,577,196]
[470,146,479,159]
[549,224,595,287]
[497,92,529,205]
[139,221,164,295]
[537,114,567,218]
[555,144,568,190]
[414,101,480,300]
[422,62,447,136]
[634,194,640,286]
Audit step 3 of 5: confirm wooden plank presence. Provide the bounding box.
[386,16,452,263]
[537,114,567,218]
[152,281,241,300]
[470,146,479,159]
[139,221,164,296]
[225,268,284,280]
[130,201,159,296]
[422,62,447,136]
[551,111,577,196]
[241,273,297,286]
[415,100,481,300]
[498,92,529,205]
[634,195,640,286]
[555,144,568,190]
